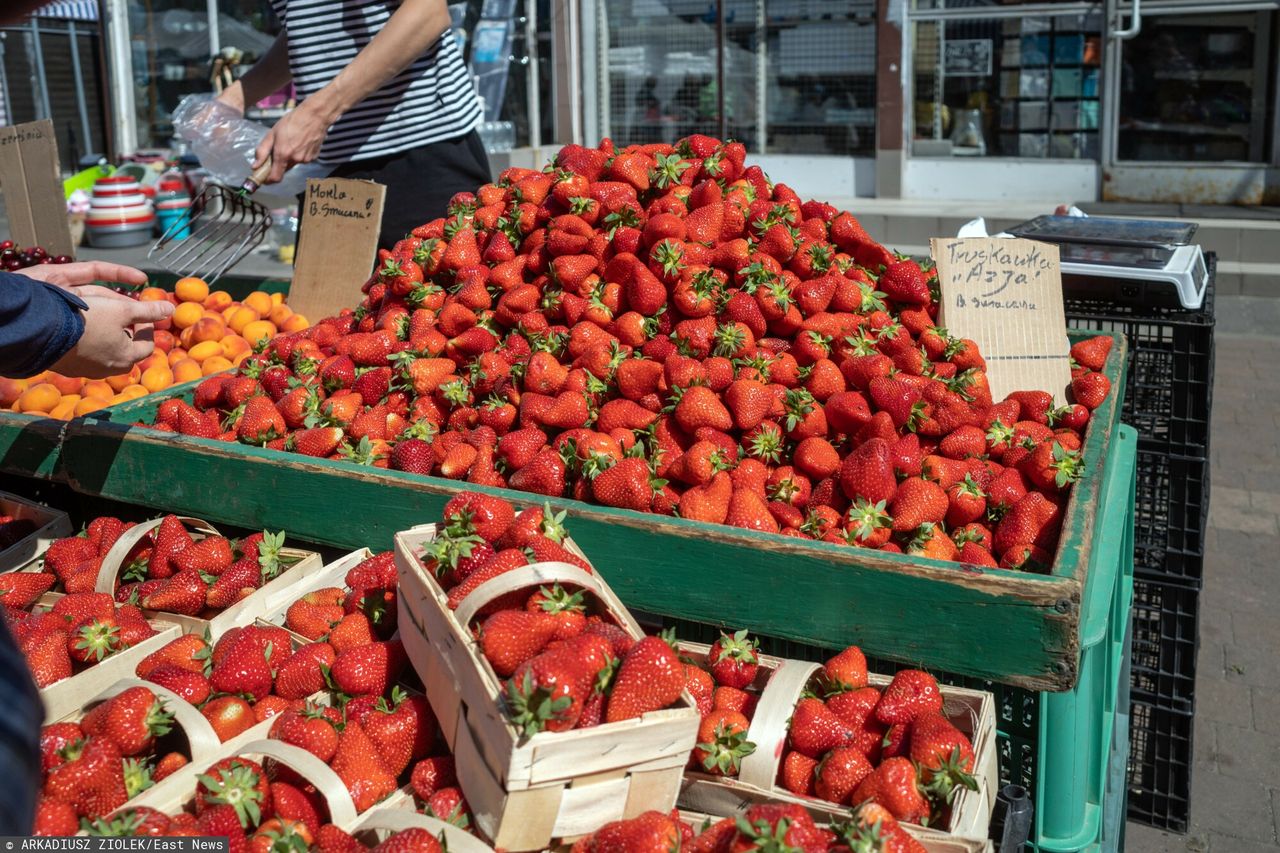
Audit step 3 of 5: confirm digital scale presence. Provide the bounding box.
[1007,215,1209,310]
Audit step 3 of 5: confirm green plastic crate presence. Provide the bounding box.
[659,424,1137,851]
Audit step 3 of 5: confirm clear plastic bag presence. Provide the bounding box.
[171,94,331,201]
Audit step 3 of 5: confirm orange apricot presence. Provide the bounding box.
[174,277,210,304]
[17,383,61,413]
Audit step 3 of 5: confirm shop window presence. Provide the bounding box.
[602,0,875,156]
[1117,11,1274,163]
[911,13,1101,159]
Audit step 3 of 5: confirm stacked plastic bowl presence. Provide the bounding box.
[85,175,155,248]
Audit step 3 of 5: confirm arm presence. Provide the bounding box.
[255,0,453,183]
[7,264,175,380]
[216,32,294,114]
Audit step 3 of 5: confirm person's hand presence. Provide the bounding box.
[254,101,331,184]
[49,296,175,379]
[19,261,148,292]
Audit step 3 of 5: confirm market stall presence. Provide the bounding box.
[0,132,1150,852]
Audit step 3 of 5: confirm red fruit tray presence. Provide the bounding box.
[676,643,997,842]
[393,522,700,851]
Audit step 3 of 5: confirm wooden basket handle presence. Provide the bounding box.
[96,516,220,596]
[347,808,496,852]
[236,739,358,826]
[90,678,223,763]
[737,658,822,790]
[452,561,640,637]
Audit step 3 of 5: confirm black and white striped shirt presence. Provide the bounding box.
[271,0,483,163]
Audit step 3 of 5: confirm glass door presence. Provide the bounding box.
[1100,0,1279,203]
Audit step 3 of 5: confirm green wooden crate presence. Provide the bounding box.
[0,412,70,481]
[60,331,1128,692]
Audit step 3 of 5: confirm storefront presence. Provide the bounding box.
[576,0,1279,203]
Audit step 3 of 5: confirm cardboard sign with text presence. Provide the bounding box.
[932,237,1073,403]
[0,120,74,257]
[289,178,386,321]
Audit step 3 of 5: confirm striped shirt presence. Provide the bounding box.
[271,0,483,164]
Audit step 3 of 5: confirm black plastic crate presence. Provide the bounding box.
[1133,448,1209,586]
[1064,259,1215,459]
[1130,577,1200,711]
[1126,697,1195,833]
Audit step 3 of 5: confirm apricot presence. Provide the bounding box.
[174,277,210,304]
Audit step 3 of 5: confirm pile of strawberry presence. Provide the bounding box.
[142,134,1114,570]
[5,591,160,687]
[572,802,927,852]
[685,636,977,826]
[419,491,688,733]
[38,753,454,853]
[131,552,408,746]
[23,515,304,618]
[34,686,188,834]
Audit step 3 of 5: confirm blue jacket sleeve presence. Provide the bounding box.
[0,273,88,378]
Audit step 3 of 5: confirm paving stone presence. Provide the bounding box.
[1251,687,1280,736]
[1224,643,1280,690]
[1124,823,1210,853]
[1187,768,1278,843]
[1214,486,1253,514]
[1251,490,1280,516]
[1211,722,1280,786]
[1207,510,1279,536]
[1196,677,1254,728]
[1207,834,1280,853]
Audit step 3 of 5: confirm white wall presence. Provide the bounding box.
[901,158,1099,202]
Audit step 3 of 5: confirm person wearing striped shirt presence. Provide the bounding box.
[216,0,489,250]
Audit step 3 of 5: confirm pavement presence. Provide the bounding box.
[1127,296,1280,852]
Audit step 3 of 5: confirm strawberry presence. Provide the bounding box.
[691,708,754,776]
[835,802,927,853]
[780,750,818,797]
[839,437,898,504]
[147,515,193,580]
[445,548,529,609]
[506,647,590,734]
[44,736,128,818]
[725,487,780,533]
[708,629,759,689]
[819,645,868,694]
[443,492,516,542]
[208,631,274,702]
[878,259,931,305]
[271,705,340,763]
[0,572,55,608]
[889,478,948,532]
[480,609,559,676]
[994,491,1062,556]
[34,798,79,836]
[81,686,173,756]
[579,811,682,851]
[851,756,931,824]
[236,396,285,445]
[141,570,208,616]
[1021,440,1082,493]
[1070,335,1113,371]
[814,745,874,805]
[410,756,457,800]
[673,385,733,433]
[135,633,208,678]
[606,633,684,722]
[875,669,943,725]
[144,664,211,705]
[274,642,336,700]
[1071,371,1110,410]
[173,535,234,575]
[945,475,987,527]
[330,640,405,696]
[723,378,773,431]
[910,710,978,804]
[789,697,854,758]
[201,696,256,743]
[591,457,658,512]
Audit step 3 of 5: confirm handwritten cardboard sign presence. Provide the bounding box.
[932,237,1073,404]
[0,120,74,257]
[289,177,386,321]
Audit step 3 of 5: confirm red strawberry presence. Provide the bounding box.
[147,516,194,579]
[0,572,55,608]
[839,437,898,504]
[819,645,868,694]
[591,457,658,512]
[271,705,341,763]
[606,634,684,722]
[410,756,457,800]
[725,487,780,533]
[780,750,818,797]
[236,396,285,445]
[81,686,173,756]
[708,629,759,689]
[141,570,208,616]
[443,492,516,542]
[1070,335,1113,371]
[692,708,754,776]
[480,609,559,677]
[889,478,948,532]
[878,259,931,305]
[788,697,854,758]
[330,640,405,696]
[506,647,590,734]
[994,491,1062,556]
[1071,371,1111,410]
[44,736,128,818]
[910,710,978,804]
[208,631,275,702]
[144,664,212,705]
[814,745,874,805]
[875,669,943,725]
[851,757,931,824]
[274,642,337,700]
